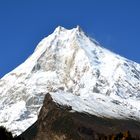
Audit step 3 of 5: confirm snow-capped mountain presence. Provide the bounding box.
[0,26,140,135]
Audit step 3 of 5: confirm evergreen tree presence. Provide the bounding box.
[0,126,13,140]
[0,126,24,140]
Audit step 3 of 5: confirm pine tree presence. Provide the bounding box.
[0,126,13,140]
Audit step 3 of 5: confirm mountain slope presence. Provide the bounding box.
[19,93,140,140]
[0,26,140,135]
[36,93,140,140]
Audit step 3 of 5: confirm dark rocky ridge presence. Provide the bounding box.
[20,93,140,140]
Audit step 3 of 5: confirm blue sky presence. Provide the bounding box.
[0,0,140,78]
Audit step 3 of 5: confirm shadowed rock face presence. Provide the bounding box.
[19,93,140,140]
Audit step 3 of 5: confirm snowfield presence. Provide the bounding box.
[0,26,140,135]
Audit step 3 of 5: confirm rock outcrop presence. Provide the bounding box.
[20,93,140,140]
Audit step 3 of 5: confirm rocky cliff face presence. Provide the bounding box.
[20,93,140,140]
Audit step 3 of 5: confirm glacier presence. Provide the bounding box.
[0,26,140,135]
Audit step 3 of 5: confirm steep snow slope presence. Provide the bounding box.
[0,26,140,135]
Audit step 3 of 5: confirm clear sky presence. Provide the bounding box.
[0,0,140,78]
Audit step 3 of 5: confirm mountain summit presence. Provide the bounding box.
[0,26,140,135]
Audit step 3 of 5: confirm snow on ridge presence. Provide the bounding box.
[0,26,140,135]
